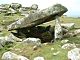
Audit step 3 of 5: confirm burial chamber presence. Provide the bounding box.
[7,4,68,42]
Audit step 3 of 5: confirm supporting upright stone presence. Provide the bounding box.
[54,16,63,40]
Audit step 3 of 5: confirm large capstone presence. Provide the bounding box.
[7,4,68,30]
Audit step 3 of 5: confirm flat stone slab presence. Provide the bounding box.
[7,4,67,30]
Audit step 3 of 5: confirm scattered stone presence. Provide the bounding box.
[9,8,17,14]
[61,23,75,29]
[17,55,29,60]
[2,51,18,59]
[68,48,80,60]
[43,43,48,46]
[61,39,69,44]
[0,33,22,48]
[22,38,41,46]
[34,56,44,60]
[2,51,29,60]
[61,43,76,49]
[73,29,80,35]
[53,51,60,56]
[0,6,7,13]
[10,3,22,10]
[31,4,38,10]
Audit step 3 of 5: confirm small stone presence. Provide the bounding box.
[53,51,60,56]
[34,56,44,60]
[43,43,48,46]
[17,55,29,60]
[61,39,69,44]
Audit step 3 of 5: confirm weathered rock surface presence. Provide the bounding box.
[0,6,8,13]
[2,51,29,60]
[54,16,62,39]
[22,38,41,46]
[0,33,22,48]
[34,56,44,60]
[31,4,38,10]
[73,29,80,35]
[9,8,17,14]
[7,4,68,30]
[68,48,80,60]
[61,43,76,49]
[61,23,75,29]
[61,39,69,44]
[10,3,22,10]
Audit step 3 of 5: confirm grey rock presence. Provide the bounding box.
[54,16,62,39]
[10,3,22,10]
[31,4,38,10]
[7,4,68,30]
[9,8,17,14]
[34,56,44,60]
[61,23,75,29]
[73,29,80,35]
[22,38,41,46]
[0,33,22,48]
[61,39,69,44]
[2,51,29,60]
[61,43,76,49]
[68,48,80,60]
[0,6,7,13]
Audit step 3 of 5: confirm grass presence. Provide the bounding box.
[0,13,24,27]
[0,14,80,60]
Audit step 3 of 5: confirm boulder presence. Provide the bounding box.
[9,8,17,14]
[61,43,76,49]
[10,3,22,10]
[61,23,75,29]
[31,4,38,10]
[22,38,41,46]
[68,48,80,60]
[2,51,29,60]
[34,56,44,60]
[73,29,80,35]
[0,33,22,48]
[0,6,8,13]
[61,39,69,44]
